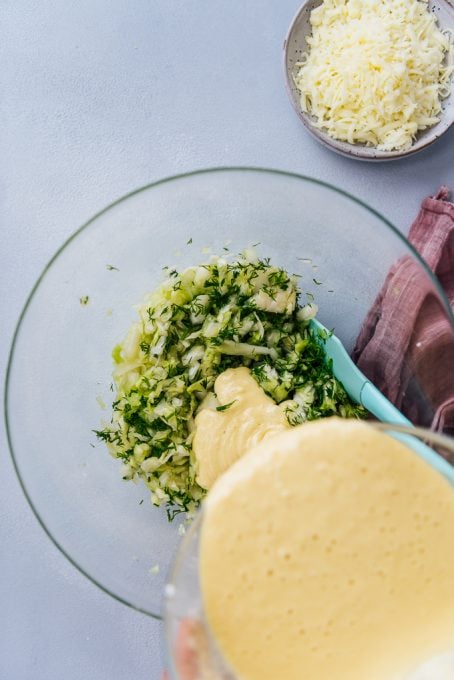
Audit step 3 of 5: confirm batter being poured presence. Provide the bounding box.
[199,418,454,680]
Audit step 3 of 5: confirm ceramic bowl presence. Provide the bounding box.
[284,0,454,161]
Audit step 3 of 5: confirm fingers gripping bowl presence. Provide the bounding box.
[5,168,454,617]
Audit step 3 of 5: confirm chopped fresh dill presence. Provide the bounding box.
[79,295,90,306]
[216,400,237,412]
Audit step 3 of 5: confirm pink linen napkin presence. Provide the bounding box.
[352,187,454,443]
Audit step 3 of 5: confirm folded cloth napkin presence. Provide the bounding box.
[352,187,454,444]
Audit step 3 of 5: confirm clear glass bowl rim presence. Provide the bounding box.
[4,166,454,619]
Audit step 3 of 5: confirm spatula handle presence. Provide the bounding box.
[360,382,412,426]
[361,382,454,484]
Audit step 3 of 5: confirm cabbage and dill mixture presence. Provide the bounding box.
[96,253,366,519]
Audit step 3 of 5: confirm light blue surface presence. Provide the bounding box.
[1,1,453,679]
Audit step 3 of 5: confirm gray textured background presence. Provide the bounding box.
[1,1,453,678]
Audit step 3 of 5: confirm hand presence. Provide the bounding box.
[162,619,201,680]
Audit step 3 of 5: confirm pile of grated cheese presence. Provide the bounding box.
[293,0,454,151]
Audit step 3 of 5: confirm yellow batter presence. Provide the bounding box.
[193,367,289,489]
[200,418,454,680]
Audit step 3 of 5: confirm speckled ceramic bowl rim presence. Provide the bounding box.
[283,0,454,162]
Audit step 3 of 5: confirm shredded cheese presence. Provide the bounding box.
[293,0,454,151]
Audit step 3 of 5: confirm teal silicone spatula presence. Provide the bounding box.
[310,318,454,484]
[310,318,412,425]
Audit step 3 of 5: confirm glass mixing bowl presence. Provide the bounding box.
[5,167,454,618]
[164,424,454,680]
